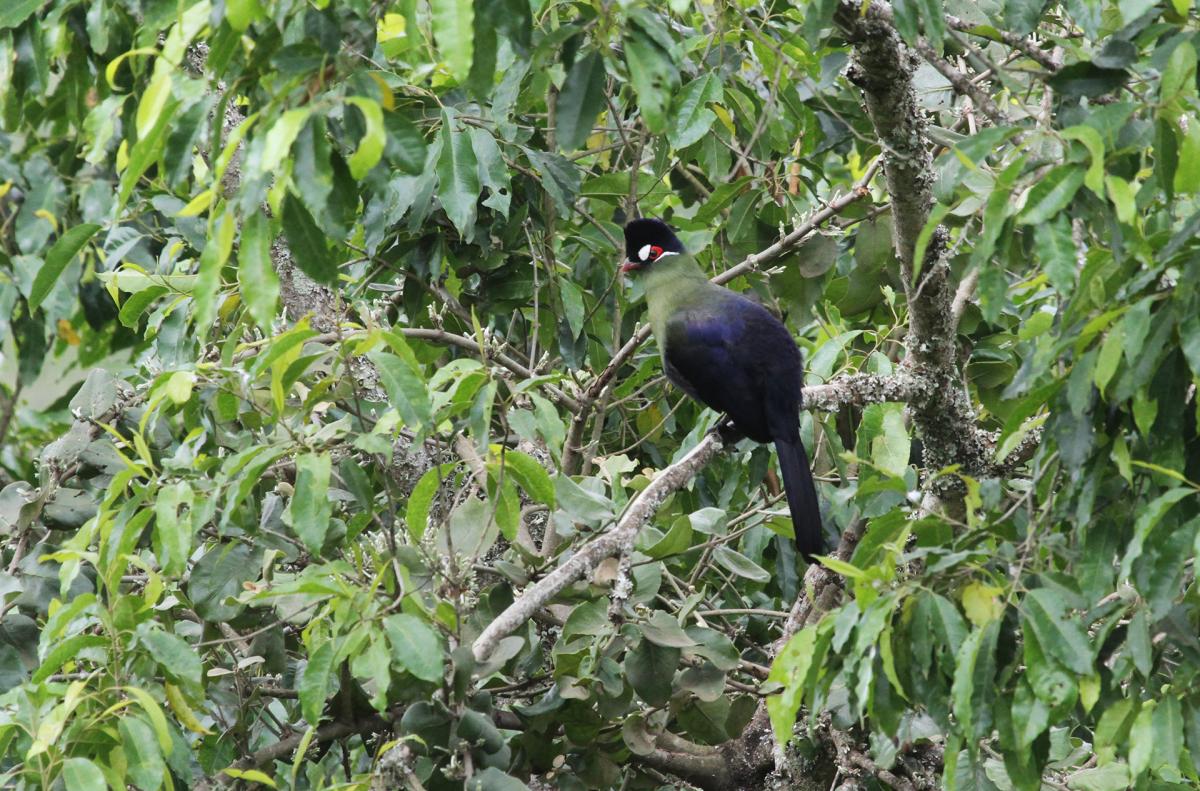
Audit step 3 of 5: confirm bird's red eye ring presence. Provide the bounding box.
[649,245,664,260]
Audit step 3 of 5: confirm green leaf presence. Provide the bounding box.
[29,223,101,311]
[138,626,203,688]
[0,0,43,29]
[1130,701,1154,777]
[225,0,263,31]
[766,623,829,742]
[525,149,581,215]
[164,371,194,407]
[188,543,256,622]
[1067,763,1132,791]
[32,634,107,683]
[1151,695,1183,775]
[437,110,481,236]
[465,768,532,791]
[645,515,693,559]
[118,96,180,213]
[669,74,722,149]
[626,638,679,706]
[556,52,607,151]
[406,464,455,540]
[387,110,429,176]
[624,30,678,134]
[154,481,193,577]
[712,545,770,583]
[916,0,945,52]
[1035,214,1077,295]
[1062,125,1106,197]
[555,475,614,523]
[1018,165,1085,225]
[1105,174,1136,224]
[258,107,311,178]
[300,638,336,725]
[1175,121,1200,195]
[280,193,338,285]
[641,612,697,648]
[1159,41,1197,107]
[1094,321,1124,393]
[431,0,474,82]
[498,450,554,507]
[368,351,433,431]
[469,127,511,217]
[119,715,166,791]
[293,453,332,554]
[385,614,443,682]
[61,757,107,791]
[1021,588,1094,675]
[345,97,386,179]
[237,210,279,329]
[890,0,919,45]
[445,495,499,558]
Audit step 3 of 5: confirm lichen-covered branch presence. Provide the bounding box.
[836,2,999,483]
[801,372,929,412]
[473,432,725,661]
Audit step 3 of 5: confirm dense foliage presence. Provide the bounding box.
[1,0,1199,789]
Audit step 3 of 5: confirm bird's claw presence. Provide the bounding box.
[715,417,745,444]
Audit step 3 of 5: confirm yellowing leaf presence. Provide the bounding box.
[961,582,1004,627]
[57,319,81,345]
[176,188,214,217]
[345,96,385,179]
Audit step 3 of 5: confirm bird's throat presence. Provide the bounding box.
[642,254,711,346]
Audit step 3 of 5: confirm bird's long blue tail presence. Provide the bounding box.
[775,438,823,562]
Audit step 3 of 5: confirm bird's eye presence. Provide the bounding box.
[649,245,664,260]
[638,244,652,261]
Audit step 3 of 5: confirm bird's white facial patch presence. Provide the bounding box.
[638,244,653,261]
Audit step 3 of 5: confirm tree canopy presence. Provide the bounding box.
[1,0,1199,789]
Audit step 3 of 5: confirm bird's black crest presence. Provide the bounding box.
[623,218,685,263]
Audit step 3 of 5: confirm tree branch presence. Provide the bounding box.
[474,432,726,661]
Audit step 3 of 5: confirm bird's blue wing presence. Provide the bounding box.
[663,308,772,441]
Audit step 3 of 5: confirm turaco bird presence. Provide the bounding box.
[622,218,823,561]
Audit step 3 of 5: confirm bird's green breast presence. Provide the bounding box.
[640,254,715,349]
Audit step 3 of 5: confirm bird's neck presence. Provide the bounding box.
[641,253,712,342]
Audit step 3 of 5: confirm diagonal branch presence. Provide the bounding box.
[474,432,725,661]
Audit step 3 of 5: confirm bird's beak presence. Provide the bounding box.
[621,259,641,273]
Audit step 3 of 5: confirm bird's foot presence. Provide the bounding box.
[715,417,745,445]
